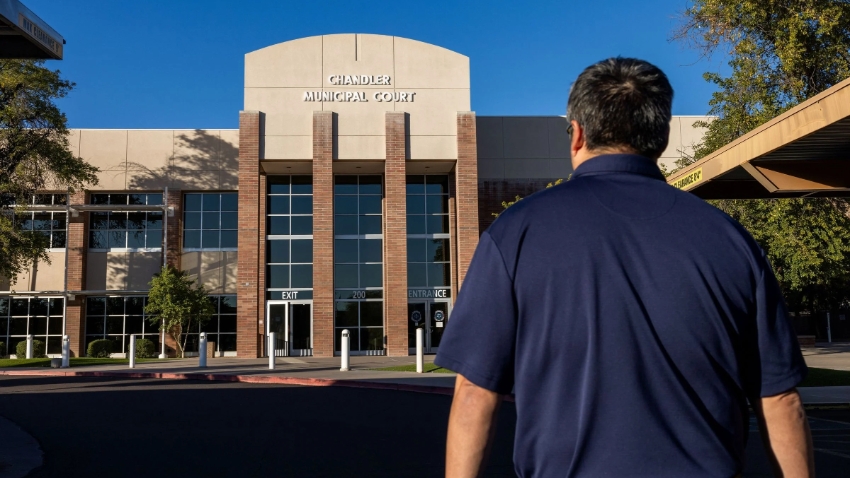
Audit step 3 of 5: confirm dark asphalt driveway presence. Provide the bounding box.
[1,376,849,477]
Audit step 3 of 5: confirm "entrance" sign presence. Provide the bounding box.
[408,289,450,299]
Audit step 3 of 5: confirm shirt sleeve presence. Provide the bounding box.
[744,253,808,398]
[434,231,517,394]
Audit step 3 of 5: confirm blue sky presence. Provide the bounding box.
[26,0,728,129]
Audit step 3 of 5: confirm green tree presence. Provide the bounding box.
[145,266,215,358]
[1,60,99,280]
[494,178,566,217]
[676,0,850,314]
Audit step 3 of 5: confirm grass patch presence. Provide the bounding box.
[799,368,850,387]
[372,363,455,374]
[0,357,164,368]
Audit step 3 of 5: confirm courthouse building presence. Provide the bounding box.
[0,34,707,358]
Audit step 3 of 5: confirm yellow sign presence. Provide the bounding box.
[672,168,703,190]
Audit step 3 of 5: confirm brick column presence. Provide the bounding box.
[257,174,267,355]
[165,188,181,268]
[456,112,479,290]
[312,111,335,357]
[448,173,459,301]
[384,112,408,356]
[65,190,88,357]
[237,111,261,358]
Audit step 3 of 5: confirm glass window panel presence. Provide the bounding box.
[428,263,452,287]
[268,265,290,288]
[0,298,7,316]
[33,194,52,205]
[45,337,61,354]
[219,334,237,352]
[291,265,313,288]
[359,196,382,215]
[407,239,426,262]
[426,215,449,234]
[291,216,313,235]
[269,176,290,194]
[47,317,63,335]
[108,231,127,248]
[9,317,27,335]
[48,298,64,315]
[107,297,124,315]
[360,327,384,351]
[146,213,162,229]
[90,194,109,205]
[16,213,33,230]
[427,239,449,262]
[408,263,427,287]
[201,230,220,249]
[220,212,237,229]
[220,194,238,211]
[202,194,220,211]
[426,195,448,214]
[291,176,312,194]
[334,215,358,235]
[32,213,51,231]
[268,216,290,235]
[185,194,202,211]
[220,296,237,314]
[53,194,67,205]
[335,327,359,352]
[146,229,162,248]
[407,195,426,215]
[200,317,217,333]
[183,230,201,249]
[126,297,145,315]
[268,240,290,263]
[220,231,237,248]
[406,175,425,194]
[360,239,383,263]
[268,196,290,215]
[360,264,383,288]
[334,265,359,288]
[359,215,382,235]
[109,194,128,205]
[334,240,359,264]
[53,214,67,230]
[219,315,237,333]
[334,302,359,327]
[425,175,449,194]
[360,302,383,327]
[128,194,146,205]
[184,212,201,229]
[127,231,146,249]
[11,299,28,316]
[334,198,358,215]
[406,217,426,235]
[334,176,358,194]
[86,297,106,316]
[29,316,47,335]
[51,231,67,248]
[291,196,313,215]
[147,193,163,205]
[291,239,313,263]
[202,212,220,229]
[125,316,144,334]
[108,213,127,230]
[0,317,6,335]
[90,212,109,230]
[359,176,382,195]
[106,316,124,334]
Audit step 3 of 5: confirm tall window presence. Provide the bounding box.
[187,295,238,355]
[85,296,160,355]
[89,193,163,250]
[334,175,384,354]
[0,297,65,356]
[13,194,67,249]
[183,193,238,251]
[267,176,313,294]
[406,175,451,288]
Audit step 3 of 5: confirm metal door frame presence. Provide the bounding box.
[408,299,452,354]
[266,300,313,357]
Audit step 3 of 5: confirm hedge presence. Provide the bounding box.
[15,339,46,358]
[87,339,113,358]
[135,338,156,358]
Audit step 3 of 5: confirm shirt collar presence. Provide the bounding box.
[572,154,666,181]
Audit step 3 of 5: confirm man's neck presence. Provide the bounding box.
[571,148,647,170]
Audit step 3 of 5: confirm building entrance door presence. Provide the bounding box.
[407,300,451,354]
[267,300,313,357]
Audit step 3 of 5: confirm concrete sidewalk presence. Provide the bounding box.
[2,353,850,406]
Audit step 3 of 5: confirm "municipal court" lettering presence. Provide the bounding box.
[303,74,416,103]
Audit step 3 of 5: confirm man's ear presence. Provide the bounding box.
[570,120,584,158]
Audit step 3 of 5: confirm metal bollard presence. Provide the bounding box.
[416,327,424,373]
[340,329,350,371]
[199,332,207,368]
[268,332,276,370]
[129,334,137,369]
[26,334,33,359]
[61,335,70,368]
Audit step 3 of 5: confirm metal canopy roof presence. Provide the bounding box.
[667,76,850,199]
[0,0,63,59]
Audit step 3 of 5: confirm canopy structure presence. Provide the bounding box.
[667,76,850,199]
[0,0,63,59]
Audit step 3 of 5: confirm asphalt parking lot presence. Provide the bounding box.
[1,376,848,477]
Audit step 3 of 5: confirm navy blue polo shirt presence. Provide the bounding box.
[435,154,806,477]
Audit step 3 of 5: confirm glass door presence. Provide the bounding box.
[267,301,287,357]
[267,300,313,357]
[408,302,427,355]
[407,300,451,354]
[428,301,450,352]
